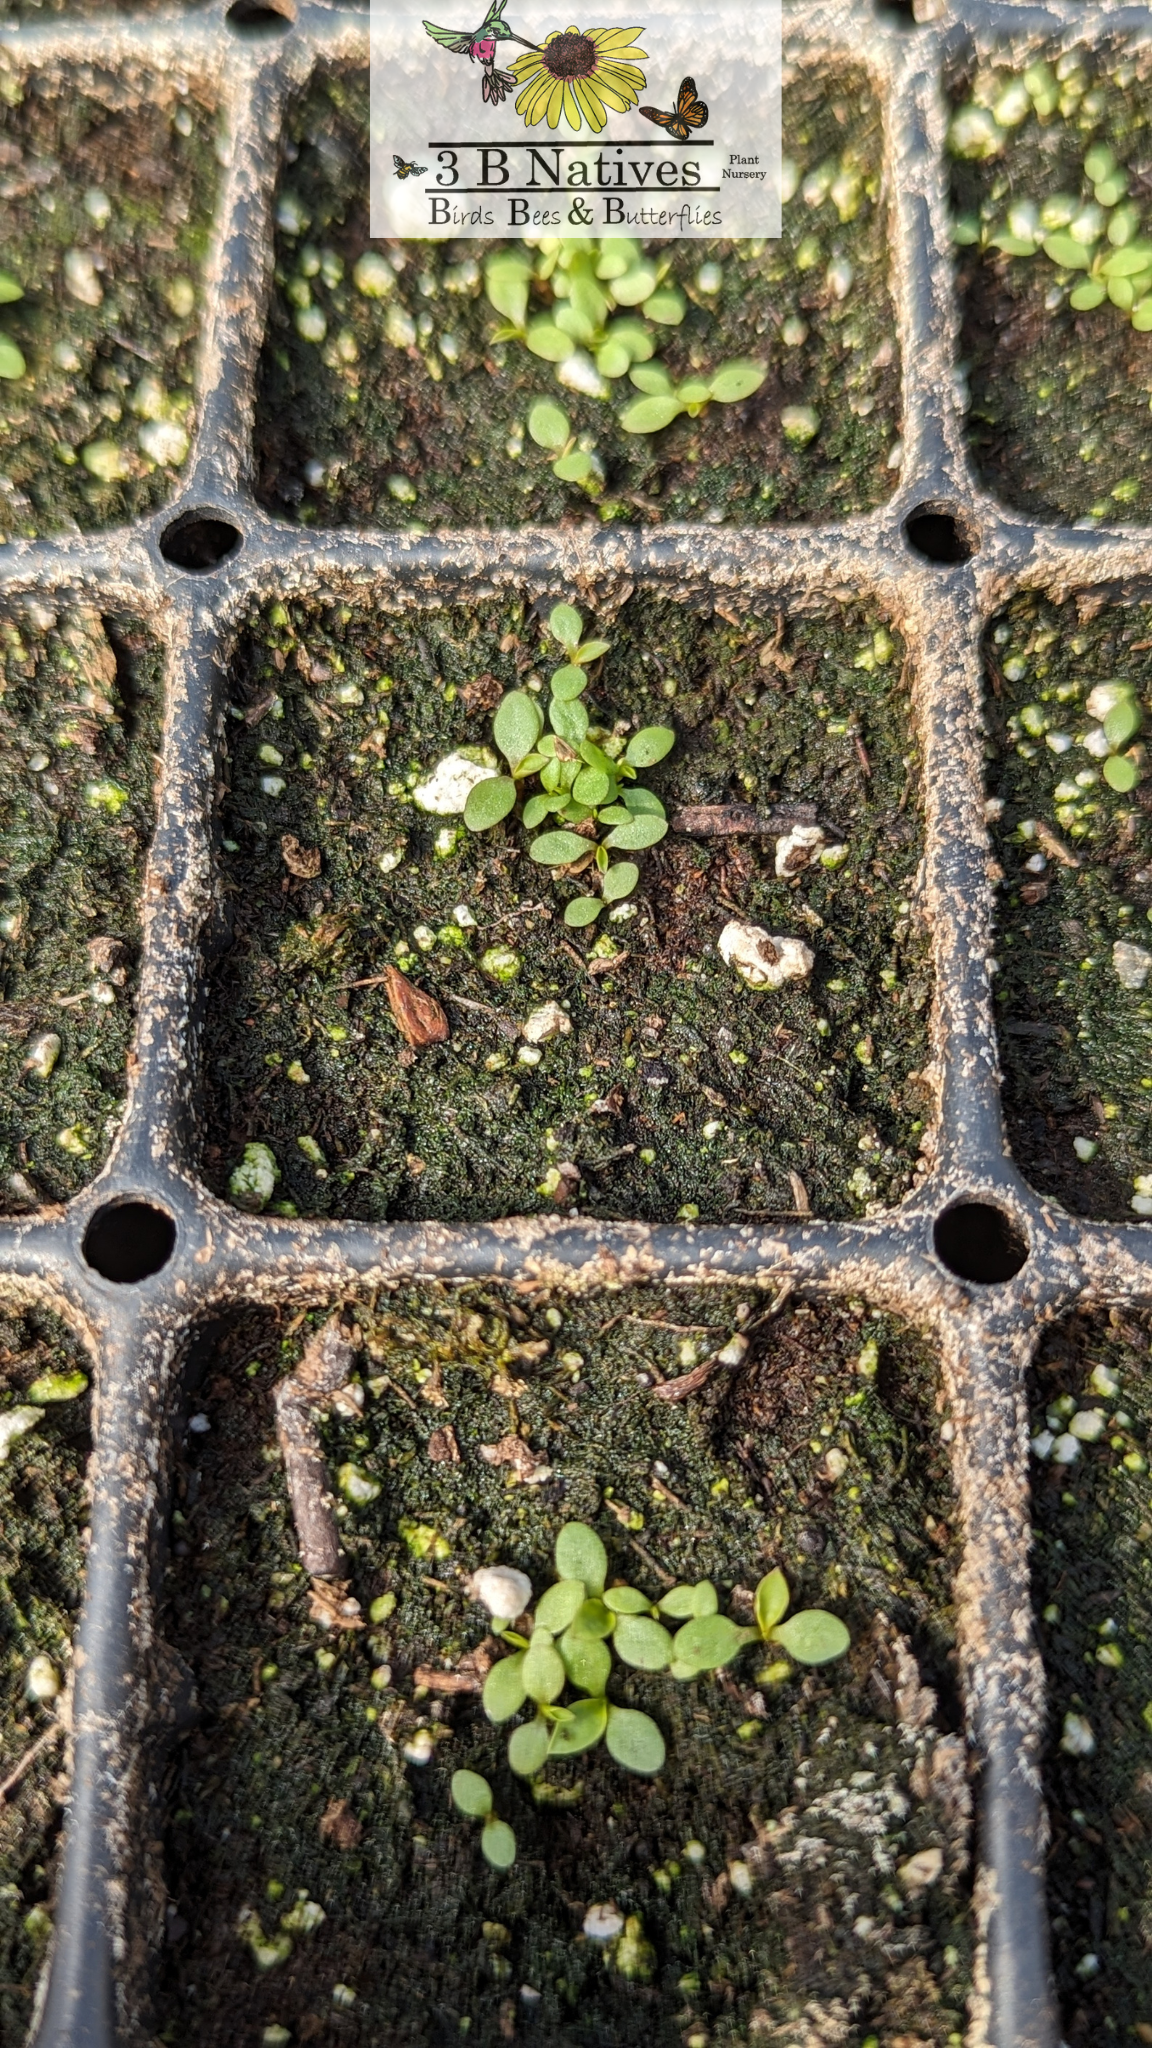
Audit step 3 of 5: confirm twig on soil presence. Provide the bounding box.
[273,1317,359,1580]
[627,1536,676,1587]
[669,801,829,838]
[0,1719,64,1803]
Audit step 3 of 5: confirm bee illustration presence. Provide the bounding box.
[393,154,429,179]
[639,76,708,142]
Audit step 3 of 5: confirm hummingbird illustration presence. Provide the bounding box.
[423,0,536,105]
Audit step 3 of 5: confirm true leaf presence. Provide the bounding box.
[526,320,576,361]
[549,603,583,649]
[691,1581,719,1617]
[657,1584,699,1619]
[603,816,667,851]
[555,1521,607,1594]
[566,1596,613,1639]
[451,1768,493,1817]
[553,449,593,483]
[575,639,611,664]
[612,1615,673,1670]
[535,1579,586,1633]
[602,1585,652,1614]
[522,1627,566,1704]
[755,1569,790,1637]
[628,362,673,395]
[523,792,563,828]
[527,398,571,450]
[578,738,616,776]
[513,751,548,778]
[464,775,517,831]
[770,1609,850,1665]
[620,394,684,434]
[564,896,602,927]
[483,1652,528,1722]
[605,1706,666,1774]
[485,255,530,327]
[551,664,588,701]
[493,691,543,767]
[0,336,26,380]
[611,263,658,305]
[481,1817,517,1870]
[573,768,611,806]
[709,359,768,403]
[558,1629,611,1695]
[1041,232,1093,270]
[549,1694,607,1755]
[670,1613,754,1677]
[621,787,665,817]
[625,726,676,767]
[508,1717,553,1777]
[549,695,589,744]
[601,861,639,902]
[530,830,592,866]
[645,287,686,324]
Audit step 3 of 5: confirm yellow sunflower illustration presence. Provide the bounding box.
[512,25,648,133]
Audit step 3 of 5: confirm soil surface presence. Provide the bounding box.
[0,65,219,540]
[0,1307,90,2046]
[986,591,1152,1220]
[156,1285,971,2048]
[1029,1307,1152,2043]
[200,591,932,1225]
[951,54,1152,524]
[0,604,163,1211]
[255,69,901,531]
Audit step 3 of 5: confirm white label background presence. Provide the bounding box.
[370,0,781,239]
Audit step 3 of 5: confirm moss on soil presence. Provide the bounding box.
[0,1305,90,2045]
[0,67,219,540]
[985,590,1152,1220]
[951,54,1152,524]
[0,604,163,1210]
[254,69,900,531]
[1029,1307,1152,2044]
[156,1285,970,2048]
[201,591,931,1225]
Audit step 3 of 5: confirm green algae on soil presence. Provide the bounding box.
[1029,1308,1152,2045]
[254,69,900,531]
[0,1305,90,2045]
[0,65,219,540]
[0,605,163,1209]
[951,54,1152,525]
[157,1286,971,2048]
[201,591,931,1225]
[985,590,1152,1221]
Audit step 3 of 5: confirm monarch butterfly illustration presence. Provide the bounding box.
[639,76,708,141]
[393,154,429,179]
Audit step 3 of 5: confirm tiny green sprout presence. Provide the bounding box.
[619,357,766,435]
[0,267,25,380]
[451,1769,518,1869]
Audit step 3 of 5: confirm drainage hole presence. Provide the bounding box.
[83,1201,176,1284]
[903,504,975,565]
[933,1201,1028,1285]
[226,0,294,28]
[159,513,242,573]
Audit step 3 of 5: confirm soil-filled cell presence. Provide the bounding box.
[0,606,163,1210]
[1029,1308,1152,2043]
[950,52,1152,525]
[0,1306,90,2039]
[985,590,1152,1220]
[157,1288,970,2048]
[254,70,900,531]
[201,592,931,1224]
[0,68,220,540]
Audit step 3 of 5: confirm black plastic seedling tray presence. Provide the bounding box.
[4,0,1152,2042]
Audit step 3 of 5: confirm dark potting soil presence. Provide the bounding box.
[0,1305,90,2045]
[951,53,1152,525]
[0,65,219,538]
[199,591,932,1226]
[1029,1307,1152,2043]
[0,605,163,1211]
[156,1286,971,2048]
[254,68,901,531]
[985,590,1152,1221]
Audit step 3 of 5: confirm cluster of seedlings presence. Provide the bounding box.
[256,67,901,529]
[156,1285,972,2047]
[203,589,932,1227]
[950,52,1152,522]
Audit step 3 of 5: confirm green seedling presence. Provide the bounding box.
[0,268,24,381]
[457,605,675,926]
[450,1768,518,1869]
[618,356,768,435]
